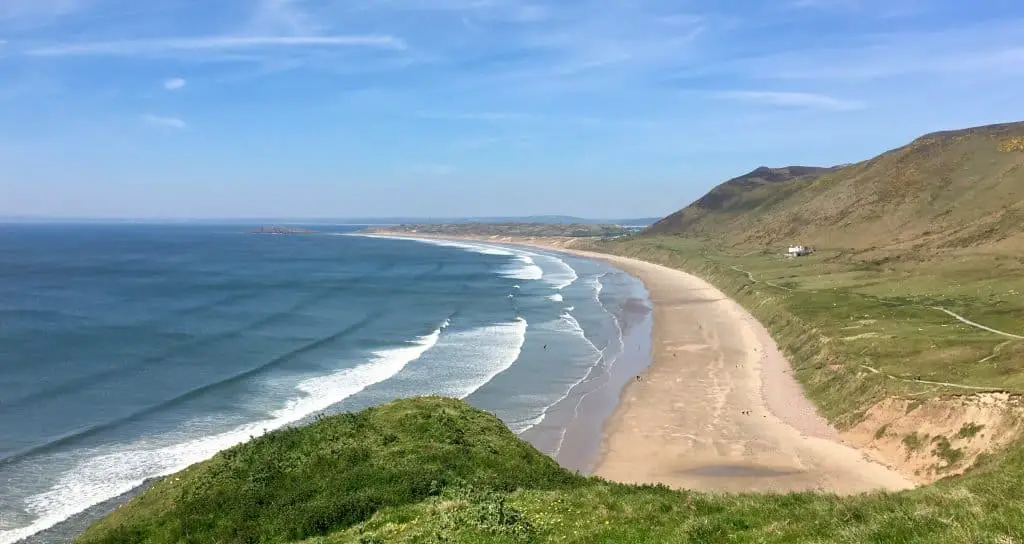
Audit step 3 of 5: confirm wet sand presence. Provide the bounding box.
[380,233,914,494]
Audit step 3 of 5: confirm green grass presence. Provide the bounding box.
[78,397,1024,544]
[933,436,966,468]
[76,398,581,544]
[903,433,924,452]
[594,236,1024,425]
[959,423,985,439]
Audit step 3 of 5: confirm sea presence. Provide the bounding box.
[0,223,651,543]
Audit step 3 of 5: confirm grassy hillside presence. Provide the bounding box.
[77,398,581,544]
[78,397,1024,544]
[647,122,1024,256]
[645,166,839,237]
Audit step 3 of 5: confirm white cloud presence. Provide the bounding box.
[0,0,84,22]
[163,77,186,90]
[143,114,186,129]
[713,91,866,111]
[26,35,406,57]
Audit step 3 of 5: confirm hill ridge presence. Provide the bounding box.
[645,120,1024,256]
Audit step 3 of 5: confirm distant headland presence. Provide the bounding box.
[248,225,317,234]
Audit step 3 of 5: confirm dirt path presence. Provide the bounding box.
[729,265,793,292]
[930,307,1024,340]
[857,364,1009,392]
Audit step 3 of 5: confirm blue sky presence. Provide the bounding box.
[1,0,1022,219]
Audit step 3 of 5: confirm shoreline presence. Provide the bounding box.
[373,232,914,493]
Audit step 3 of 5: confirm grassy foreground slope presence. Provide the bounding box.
[79,398,1024,544]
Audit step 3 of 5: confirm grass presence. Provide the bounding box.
[76,398,581,544]
[959,423,985,439]
[933,436,966,468]
[594,236,1024,425]
[903,433,924,452]
[78,397,1024,544]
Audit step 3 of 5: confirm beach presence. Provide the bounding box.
[384,233,915,494]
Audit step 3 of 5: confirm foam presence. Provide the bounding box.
[423,318,528,400]
[513,312,605,436]
[360,235,544,283]
[501,255,543,281]
[0,321,449,544]
[548,293,564,302]
[500,247,577,290]
[536,254,578,290]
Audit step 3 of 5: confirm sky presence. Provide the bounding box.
[0,0,1022,219]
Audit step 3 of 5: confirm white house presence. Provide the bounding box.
[787,245,811,257]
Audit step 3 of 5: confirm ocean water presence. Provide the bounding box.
[0,224,649,543]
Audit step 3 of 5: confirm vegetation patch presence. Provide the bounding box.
[998,137,1024,153]
[932,436,966,468]
[958,423,985,439]
[903,432,924,452]
[874,423,891,440]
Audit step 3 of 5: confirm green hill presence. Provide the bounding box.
[77,398,1024,544]
[645,166,839,238]
[646,122,1024,257]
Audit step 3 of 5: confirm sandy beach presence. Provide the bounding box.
[378,233,914,494]
[575,249,914,494]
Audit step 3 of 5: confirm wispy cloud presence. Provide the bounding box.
[715,19,1024,81]
[0,0,84,22]
[26,35,406,57]
[416,111,534,122]
[712,90,866,111]
[143,114,186,129]
[249,0,323,35]
[163,77,186,90]
[782,0,925,16]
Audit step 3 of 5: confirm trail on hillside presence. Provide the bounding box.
[729,265,794,292]
[929,307,1024,340]
[858,364,1012,392]
[718,257,1022,339]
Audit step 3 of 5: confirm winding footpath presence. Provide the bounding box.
[930,307,1024,340]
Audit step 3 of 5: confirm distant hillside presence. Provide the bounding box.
[366,222,634,238]
[350,216,661,226]
[645,166,838,237]
[646,121,1024,255]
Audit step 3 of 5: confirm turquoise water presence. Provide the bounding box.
[0,224,649,542]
